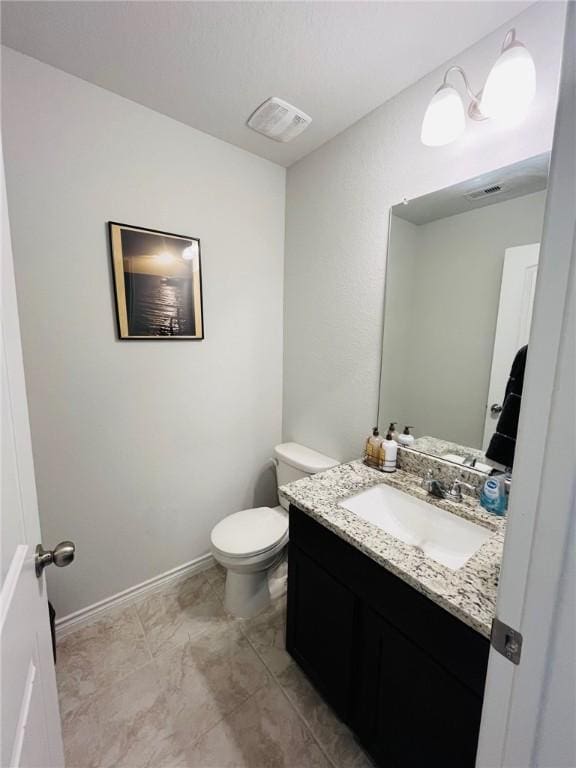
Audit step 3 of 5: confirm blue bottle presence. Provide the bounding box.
[480,475,507,516]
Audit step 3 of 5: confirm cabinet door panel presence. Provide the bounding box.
[289,505,365,593]
[356,607,483,768]
[362,554,490,696]
[286,543,356,721]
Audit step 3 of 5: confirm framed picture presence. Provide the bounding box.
[108,222,204,340]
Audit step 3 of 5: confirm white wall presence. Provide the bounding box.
[2,48,286,617]
[284,1,565,461]
[380,192,547,449]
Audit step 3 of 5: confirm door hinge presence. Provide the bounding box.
[491,617,523,665]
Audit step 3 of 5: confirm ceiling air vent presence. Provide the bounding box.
[465,184,504,200]
[247,97,312,143]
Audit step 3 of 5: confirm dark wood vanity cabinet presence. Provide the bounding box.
[285,545,356,721]
[355,606,485,767]
[286,505,490,768]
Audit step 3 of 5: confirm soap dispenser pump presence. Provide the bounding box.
[387,422,399,441]
[398,426,415,447]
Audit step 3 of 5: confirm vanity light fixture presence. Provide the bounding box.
[420,78,467,147]
[421,29,536,147]
[481,29,536,123]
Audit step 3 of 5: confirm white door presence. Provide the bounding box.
[476,3,575,765]
[1,148,66,767]
[482,243,540,449]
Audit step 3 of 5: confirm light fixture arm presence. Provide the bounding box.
[501,28,516,53]
[441,66,486,121]
[442,66,476,102]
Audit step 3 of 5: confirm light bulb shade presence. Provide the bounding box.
[420,84,466,147]
[481,41,536,123]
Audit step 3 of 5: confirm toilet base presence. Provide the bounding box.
[224,569,271,618]
[268,553,288,601]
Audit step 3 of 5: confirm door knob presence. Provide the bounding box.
[490,403,503,416]
[35,541,75,577]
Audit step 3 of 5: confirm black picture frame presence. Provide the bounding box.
[108,221,204,340]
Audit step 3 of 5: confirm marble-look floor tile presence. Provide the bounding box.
[94,663,189,768]
[185,682,332,768]
[56,605,151,718]
[240,595,291,676]
[61,698,102,768]
[203,562,226,587]
[136,570,233,656]
[58,569,369,768]
[156,622,270,745]
[278,661,374,768]
[203,562,227,601]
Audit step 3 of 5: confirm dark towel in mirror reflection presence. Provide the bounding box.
[485,345,528,469]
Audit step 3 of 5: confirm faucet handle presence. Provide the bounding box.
[448,479,475,502]
[421,469,434,492]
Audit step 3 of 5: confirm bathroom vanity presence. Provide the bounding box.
[278,153,547,767]
[281,462,504,768]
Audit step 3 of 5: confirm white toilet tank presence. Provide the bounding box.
[274,443,339,510]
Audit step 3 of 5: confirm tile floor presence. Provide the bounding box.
[57,564,373,768]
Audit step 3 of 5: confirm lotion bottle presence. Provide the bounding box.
[381,432,398,473]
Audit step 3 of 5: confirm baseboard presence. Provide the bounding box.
[55,552,216,639]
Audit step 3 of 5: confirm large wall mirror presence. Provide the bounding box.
[378,154,549,472]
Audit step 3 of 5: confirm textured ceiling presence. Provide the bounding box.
[1,1,535,167]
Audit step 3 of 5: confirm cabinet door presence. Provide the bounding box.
[286,543,357,721]
[356,607,484,768]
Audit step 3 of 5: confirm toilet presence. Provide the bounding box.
[210,442,339,618]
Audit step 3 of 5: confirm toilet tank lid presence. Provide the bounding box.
[274,443,339,474]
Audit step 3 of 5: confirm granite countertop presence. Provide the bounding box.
[410,435,488,465]
[279,461,505,638]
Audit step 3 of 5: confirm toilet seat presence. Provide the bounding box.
[211,506,288,559]
[211,533,288,562]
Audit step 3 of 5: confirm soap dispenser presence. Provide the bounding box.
[381,431,398,473]
[480,473,508,515]
[387,422,399,442]
[363,427,383,470]
[398,426,415,447]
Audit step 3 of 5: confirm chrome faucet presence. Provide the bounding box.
[421,469,434,492]
[447,479,476,502]
[421,470,475,502]
[421,470,446,498]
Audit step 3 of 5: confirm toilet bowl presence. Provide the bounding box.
[210,443,339,618]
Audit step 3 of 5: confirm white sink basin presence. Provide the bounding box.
[339,484,491,570]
